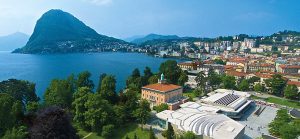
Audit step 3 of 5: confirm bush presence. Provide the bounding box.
[101,124,115,138]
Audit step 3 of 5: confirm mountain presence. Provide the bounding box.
[123,35,145,42]
[13,9,132,54]
[0,32,29,51]
[131,34,180,44]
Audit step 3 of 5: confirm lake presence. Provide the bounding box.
[0,52,182,97]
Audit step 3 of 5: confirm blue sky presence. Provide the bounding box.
[0,0,299,39]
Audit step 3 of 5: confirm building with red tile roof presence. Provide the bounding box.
[141,74,188,110]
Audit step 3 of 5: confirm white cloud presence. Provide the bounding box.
[83,0,112,6]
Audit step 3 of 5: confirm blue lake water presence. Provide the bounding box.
[0,52,182,98]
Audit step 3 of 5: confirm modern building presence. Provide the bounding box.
[141,74,188,110]
[156,102,245,139]
[200,89,252,119]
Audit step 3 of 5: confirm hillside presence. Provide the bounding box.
[13,9,132,54]
[0,32,29,51]
[131,34,180,44]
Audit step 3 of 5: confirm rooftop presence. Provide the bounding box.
[142,83,182,92]
[156,102,245,139]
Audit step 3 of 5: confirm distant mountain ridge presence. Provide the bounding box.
[0,32,29,51]
[14,9,132,54]
[131,34,180,44]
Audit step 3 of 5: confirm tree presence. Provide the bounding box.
[26,101,39,113]
[148,75,159,84]
[265,74,287,96]
[101,124,115,138]
[178,70,188,86]
[2,126,28,139]
[0,79,39,107]
[182,131,197,139]
[72,87,92,129]
[214,59,226,65]
[84,94,114,133]
[238,79,249,91]
[165,122,175,139]
[113,105,127,125]
[134,133,138,139]
[159,60,181,84]
[149,126,156,139]
[143,67,153,85]
[28,106,79,139]
[98,75,118,104]
[96,73,107,92]
[207,69,222,90]
[0,93,21,136]
[269,109,291,137]
[132,68,141,78]
[279,124,299,139]
[195,71,206,96]
[284,85,299,99]
[119,89,139,121]
[76,71,94,89]
[133,99,151,128]
[222,75,236,89]
[44,79,73,108]
[154,103,169,113]
[254,84,264,93]
[248,76,260,84]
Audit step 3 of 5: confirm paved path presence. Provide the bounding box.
[82,132,93,139]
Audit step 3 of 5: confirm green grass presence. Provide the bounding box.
[183,90,197,99]
[250,95,264,100]
[77,123,150,139]
[250,95,300,109]
[265,97,300,109]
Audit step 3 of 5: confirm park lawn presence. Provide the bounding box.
[265,97,300,109]
[77,123,150,139]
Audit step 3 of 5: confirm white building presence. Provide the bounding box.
[200,89,252,119]
[156,102,245,139]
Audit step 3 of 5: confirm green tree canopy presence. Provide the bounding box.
[84,94,114,133]
[72,87,92,129]
[284,85,299,99]
[238,79,250,91]
[154,103,169,113]
[44,79,73,108]
[178,70,188,86]
[76,71,94,89]
[0,93,22,136]
[254,84,264,93]
[96,73,107,92]
[265,74,287,96]
[207,69,222,90]
[101,124,115,138]
[149,126,156,139]
[159,60,181,84]
[133,99,151,126]
[0,79,39,107]
[98,75,118,104]
[222,75,236,89]
[165,122,175,139]
[2,126,28,139]
[148,75,159,84]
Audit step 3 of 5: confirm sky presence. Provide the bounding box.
[0,0,300,39]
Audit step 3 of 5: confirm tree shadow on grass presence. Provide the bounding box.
[111,123,139,139]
